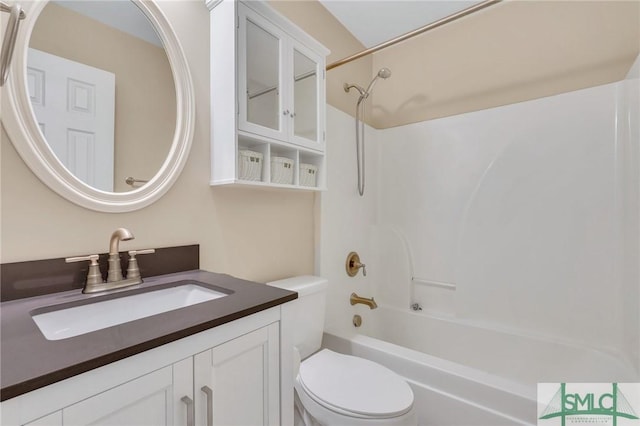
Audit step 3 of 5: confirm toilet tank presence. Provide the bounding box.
[266,276,328,359]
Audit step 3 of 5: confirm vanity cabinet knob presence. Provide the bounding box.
[65,254,102,285]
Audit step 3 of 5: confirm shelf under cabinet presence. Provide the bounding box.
[210,178,326,191]
[211,134,325,190]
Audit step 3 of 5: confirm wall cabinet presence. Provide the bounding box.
[208,0,329,190]
[3,309,285,426]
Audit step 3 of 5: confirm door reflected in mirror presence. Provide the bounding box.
[27,0,176,193]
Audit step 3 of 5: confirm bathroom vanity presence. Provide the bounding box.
[0,269,297,426]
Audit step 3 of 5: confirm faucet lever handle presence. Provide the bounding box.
[65,254,99,264]
[352,260,366,276]
[126,249,156,280]
[65,254,102,286]
[128,249,156,257]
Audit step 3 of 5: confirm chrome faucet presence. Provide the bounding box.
[65,228,155,294]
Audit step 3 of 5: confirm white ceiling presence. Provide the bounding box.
[318,0,484,48]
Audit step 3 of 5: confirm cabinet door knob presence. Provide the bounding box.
[201,386,213,426]
[181,396,194,426]
[283,109,289,116]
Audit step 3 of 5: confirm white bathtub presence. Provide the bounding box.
[322,306,639,426]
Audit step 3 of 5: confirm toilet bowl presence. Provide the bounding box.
[295,349,416,425]
[267,276,417,426]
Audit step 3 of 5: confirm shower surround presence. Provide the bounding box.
[319,59,639,423]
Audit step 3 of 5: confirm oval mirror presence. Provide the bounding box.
[2,0,194,212]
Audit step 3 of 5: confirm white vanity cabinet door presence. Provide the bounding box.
[9,358,194,426]
[62,365,176,425]
[194,323,280,426]
[24,411,62,426]
[173,357,195,426]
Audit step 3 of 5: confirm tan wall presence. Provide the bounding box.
[3,0,638,282]
[274,0,640,129]
[370,0,640,128]
[30,3,176,192]
[0,0,315,283]
[269,0,372,122]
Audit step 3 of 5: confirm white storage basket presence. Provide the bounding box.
[271,156,294,185]
[238,150,263,181]
[299,163,318,187]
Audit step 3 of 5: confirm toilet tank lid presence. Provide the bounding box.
[266,275,328,296]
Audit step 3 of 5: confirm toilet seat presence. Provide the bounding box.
[298,349,414,419]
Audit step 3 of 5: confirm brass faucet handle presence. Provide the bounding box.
[346,252,367,277]
[65,254,103,286]
[350,260,367,276]
[356,261,367,276]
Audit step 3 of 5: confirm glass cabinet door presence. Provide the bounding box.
[239,6,286,140]
[290,41,324,150]
[292,48,318,144]
[238,5,325,151]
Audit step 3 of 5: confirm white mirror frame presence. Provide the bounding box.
[1,0,195,213]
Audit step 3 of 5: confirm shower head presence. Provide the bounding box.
[364,67,392,98]
[377,67,392,79]
[344,68,392,101]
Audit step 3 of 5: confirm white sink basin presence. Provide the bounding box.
[32,283,228,340]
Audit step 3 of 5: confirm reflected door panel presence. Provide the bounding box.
[27,48,115,191]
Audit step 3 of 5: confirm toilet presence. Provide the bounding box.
[267,276,417,426]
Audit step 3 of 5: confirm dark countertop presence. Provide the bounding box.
[0,270,297,401]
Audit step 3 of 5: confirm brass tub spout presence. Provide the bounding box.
[350,292,377,309]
